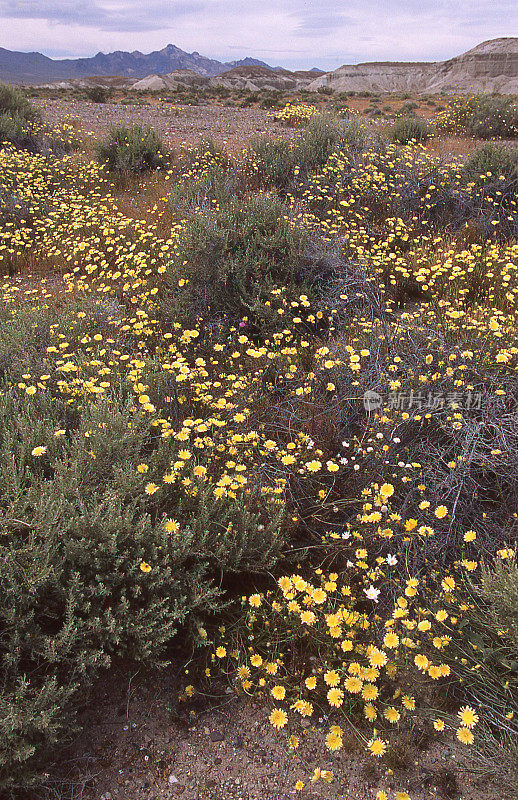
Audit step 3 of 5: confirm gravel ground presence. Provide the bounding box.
[41,665,509,800]
[35,98,295,150]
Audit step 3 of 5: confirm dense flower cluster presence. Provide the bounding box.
[434,94,518,139]
[272,102,318,127]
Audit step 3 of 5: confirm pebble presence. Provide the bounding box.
[210,729,224,742]
[168,774,179,785]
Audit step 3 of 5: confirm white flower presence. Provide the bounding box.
[386,554,398,565]
[364,585,381,602]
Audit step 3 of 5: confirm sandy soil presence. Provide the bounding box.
[39,664,509,800]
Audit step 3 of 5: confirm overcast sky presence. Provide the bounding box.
[0,1,516,70]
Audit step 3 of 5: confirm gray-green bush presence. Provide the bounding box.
[252,113,342,190]
[0,84,42,150]
[0,84,40,124]
[466,96,518,139]
[463,142,518,182]
[388,116,430,144]
[162,192,311,333]
[84,85,110,103]
[95,123,167,173]
[0,302,284,795]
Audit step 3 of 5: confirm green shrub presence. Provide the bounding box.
[0,84,42,151]
[84,85,110,103]
[252,113,342,190]
[162,192,310,332]
[169,161,237,211]
[400,100,418,114]
[479,553,518,648]
[0,359,283,793]
[0,86,78,155]
[388,116,431,144]
[252,136,298,188]
[0,295,290,793]
[260,95,280,109]
[466,96,518,139]
[422,554,518,793]
[95,124,167,173]
[463,143,518,183]
[0,84,40,123]
[0,113,38,151]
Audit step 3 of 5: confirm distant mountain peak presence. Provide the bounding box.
[0,43,278,84]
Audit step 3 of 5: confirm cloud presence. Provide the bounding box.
[0,0,515,70]
[0,0,203,31]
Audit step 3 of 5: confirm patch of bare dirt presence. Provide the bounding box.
[38,665,509,800]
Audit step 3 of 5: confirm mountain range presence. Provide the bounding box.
[0,43,290,84]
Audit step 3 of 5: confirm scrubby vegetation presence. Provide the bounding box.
[0,83,77,154]
[252,112,344,190]
[0,83,40,123]
[436,94,518,139]
[463,141,518,182]
[0,98,517,798]
[95,123,168,173]
[388,115,430,144]
[84,85,110,103]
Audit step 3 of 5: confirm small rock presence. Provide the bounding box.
[210,730,224,742]
[168,774,179,785]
